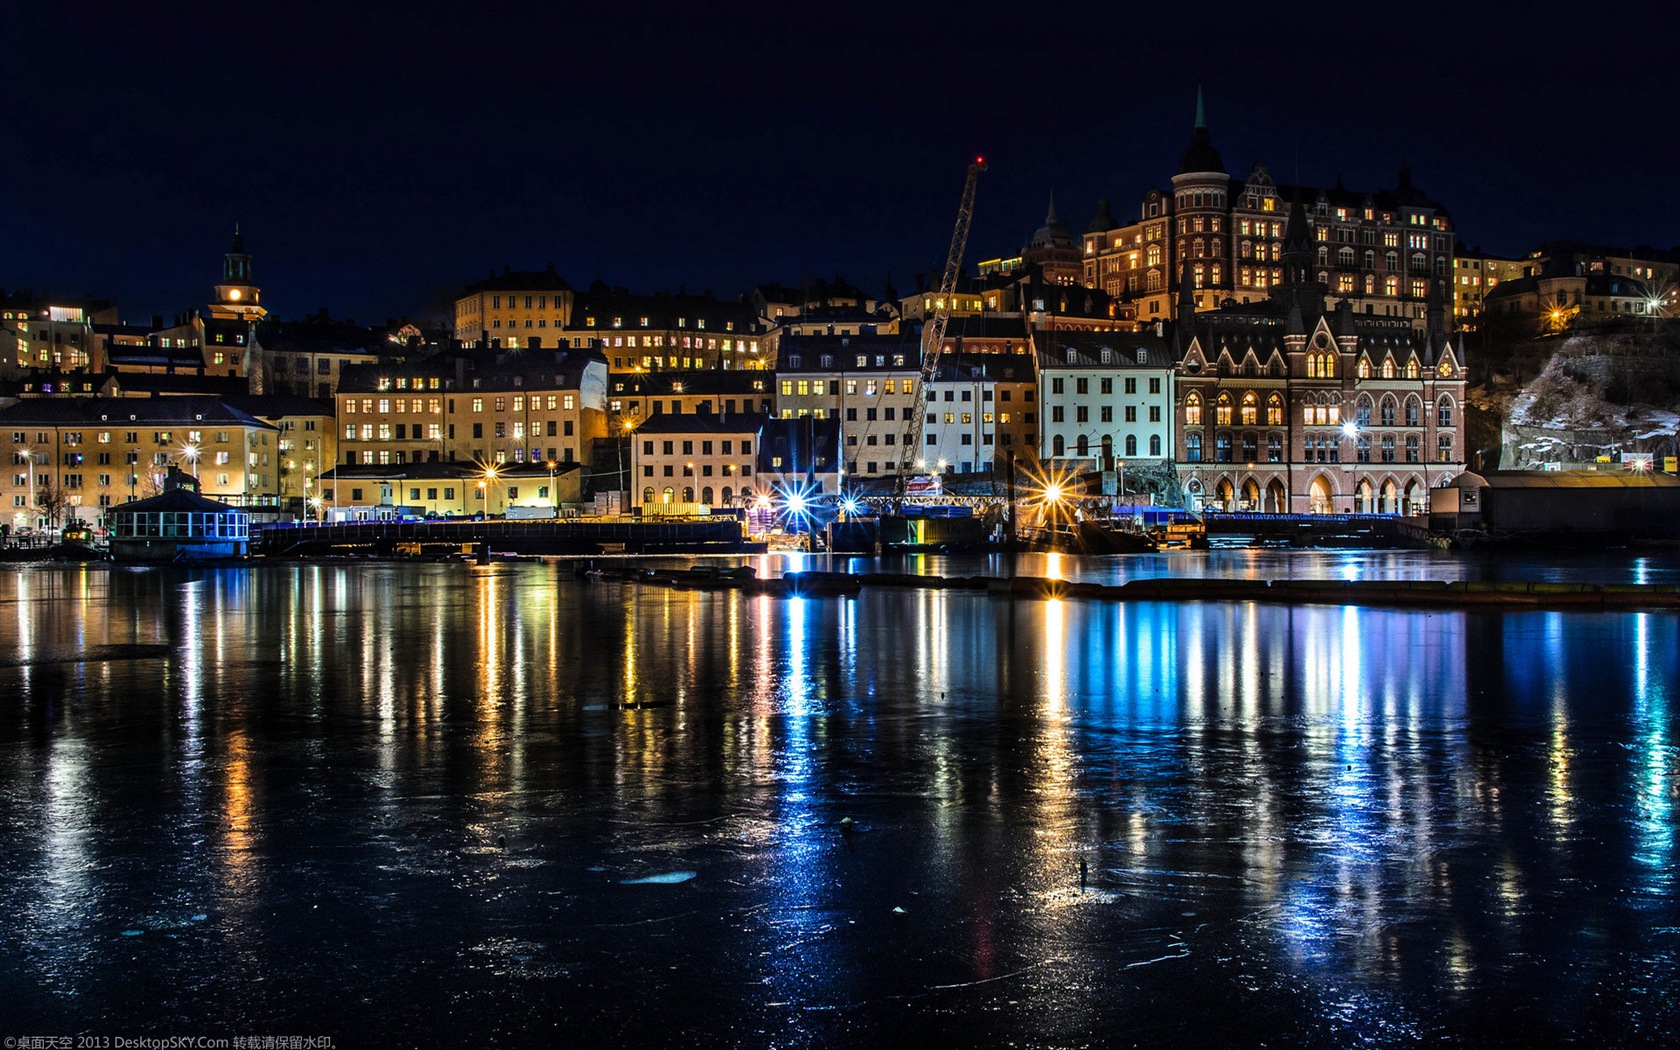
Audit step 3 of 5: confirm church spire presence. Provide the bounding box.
[1194,83,1206,130]
[1045,190,1059,226]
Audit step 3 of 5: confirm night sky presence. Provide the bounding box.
[6,2,1677,327]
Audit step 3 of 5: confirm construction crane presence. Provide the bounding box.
[899,155,986,494]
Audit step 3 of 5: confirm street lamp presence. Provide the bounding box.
[1340,420,1362,512]
[20,448,34,532]
[546,459,558,518]
[183,443,200,480]
[480,463,500,518]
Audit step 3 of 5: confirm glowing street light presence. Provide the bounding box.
[182,443,200,479]
[19,448,34,530]
[479,462,500,517]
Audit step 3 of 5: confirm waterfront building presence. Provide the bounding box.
[1432,470,1680,539]
[921,360,1014,475]
[108,467,249,561]
[0,396,281,529]
[1169,195,1467,514]
[1036,330,1176,474]
[1082,90,1455,327]
[317,460,583,520]
[773,333,922,480]
[628,412,763,511]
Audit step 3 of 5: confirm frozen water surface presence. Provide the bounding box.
[0,557,1676,1047]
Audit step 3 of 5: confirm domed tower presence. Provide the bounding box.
[1170,87,1233,316]
[209,227,267,321]
[1020,192,1082,285]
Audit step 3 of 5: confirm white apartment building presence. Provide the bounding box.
[1037,332,1175,473]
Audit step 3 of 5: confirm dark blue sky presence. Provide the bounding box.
[4,2,1676,326]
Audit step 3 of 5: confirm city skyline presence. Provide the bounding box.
[6,3,1679,325]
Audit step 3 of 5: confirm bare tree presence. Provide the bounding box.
[35,479,70,531]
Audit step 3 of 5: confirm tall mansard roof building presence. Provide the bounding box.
[1082,89,1455,329]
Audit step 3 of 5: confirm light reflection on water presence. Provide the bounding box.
[0,561,1676,1045]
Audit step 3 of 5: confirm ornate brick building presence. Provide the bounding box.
[1083,90,1456,328]
[1171,194,1468,515]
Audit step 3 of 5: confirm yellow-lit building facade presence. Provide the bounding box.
[0,397,280,529]
[629,414,762,510]
[1451,251,1527,325]
[453,269,575,345]
[334,351,609,472]
[318,461,583,519]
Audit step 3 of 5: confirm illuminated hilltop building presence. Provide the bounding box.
[1082,89,1455,327]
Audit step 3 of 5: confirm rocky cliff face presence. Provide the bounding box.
[1496,325,1680,468]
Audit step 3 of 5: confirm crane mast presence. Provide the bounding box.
[901,156,986,491]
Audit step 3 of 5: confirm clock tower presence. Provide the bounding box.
[209,227,267,321]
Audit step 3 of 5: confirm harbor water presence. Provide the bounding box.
[1,552,1676,1047]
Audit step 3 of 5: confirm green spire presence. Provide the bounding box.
[1194,84,1206,129]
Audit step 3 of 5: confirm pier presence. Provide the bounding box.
[254,517,755,557]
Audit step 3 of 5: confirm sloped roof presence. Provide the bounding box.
[0,395,273,428]
[631,412,768,436]
[463,269,572,294]
[1036,330,1175,369]
[112,486,241,516]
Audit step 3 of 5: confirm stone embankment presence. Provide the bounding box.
[588,566,1680,610]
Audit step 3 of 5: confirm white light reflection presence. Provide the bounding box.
[1631,612,1673,885]
[1043,597,1065,710]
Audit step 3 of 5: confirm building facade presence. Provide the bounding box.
[1082,91,1455,327]
[335,348,608,471]
[1169,202,1467,515]
[453,268,575,345]
[773,334,923,479]
[629,413,762,510]
[0,396,281,529]
[1036,331,1176,473]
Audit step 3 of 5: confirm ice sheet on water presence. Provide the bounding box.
[619,871,697,885]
